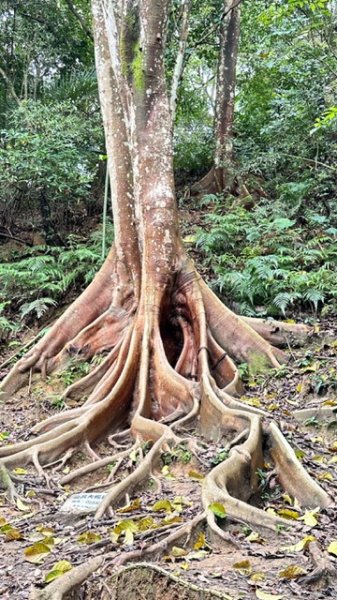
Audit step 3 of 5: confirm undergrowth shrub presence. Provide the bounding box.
[197,200,337,317]
[0,223,113,328]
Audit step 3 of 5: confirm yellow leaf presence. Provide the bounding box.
[278,565,306,579]
[233,559,252,574]
[188,470,205,481]
[246,531,265,544]
[317,472,333,481]
[282,493,293,505]
[299,509,319,527]
[322,399,337,406]
[249,572,265,582]
[283,535,316,552]
[6,527,23,541]
[256,591,283,600]
[277,508,299,520]
[160,515,183,526]
[296,383,303,393]
[0,516,7,527]
[183,235,197,244]
[328,441,337,453]
[171,546,187,557]
[194,532,210,550]
[138,517,155,531]
[24,541,52,564]
[117,498,142,513]
[312,455,326,463]
[240,396,262,407]
[45,560,73,583]
[327,541,337,556]
[13,467,27,475]
[77,531,101,545]
[152,499,173,513]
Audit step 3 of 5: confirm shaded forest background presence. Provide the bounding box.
[1,0,337,348]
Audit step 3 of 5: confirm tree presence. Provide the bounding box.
[193,0,242,194]
[0,0,332,595]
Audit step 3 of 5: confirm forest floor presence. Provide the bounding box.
[0,207,337,600]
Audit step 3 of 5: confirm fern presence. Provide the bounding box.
[20,298,58,320]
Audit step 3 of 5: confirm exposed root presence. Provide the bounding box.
[267,421,332,508]
[0,258,333,600]
[112,511,206,566]
[240,316,312,348]
[294,406,337,423]
[60,446,136,485]
[301,541,337,585]
[29,556,104,600]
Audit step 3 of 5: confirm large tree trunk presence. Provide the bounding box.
[192,0,241,195]
[0,1,332,597]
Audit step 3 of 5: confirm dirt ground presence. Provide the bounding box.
[0,315,337,600]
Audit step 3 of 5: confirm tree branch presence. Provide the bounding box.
[64,0,93,40]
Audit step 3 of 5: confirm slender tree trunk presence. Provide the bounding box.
[170,0,192,124]
[192,0,241,194]
[213,0,241,189]
[0,4,332,596]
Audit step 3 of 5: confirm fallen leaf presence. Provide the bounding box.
[152,499,173,513]
[277,508,299,520]
[77,531,101,545]
[111,519,138,544]
[24,541,52,563]
[249,572,265,582]
[246,531,265,544]
[16,497,30,512]
[317,472,333,481]
[194,532,210,550]
[255,590,283,600]
[233,559,252,574]
[279,565,306,579]
[1,525,23,541]
[45,560,73,583]
[283,535,316,552]
[188,470,204,481]
[171,546,187,557]
[117,498,142,513]
[209,502,226,519]
[13,467,27,475]
[299,509,319,527]
[327,541,337,556]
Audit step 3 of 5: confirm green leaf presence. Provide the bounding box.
[209,502,226,519]
[45,560,73,583]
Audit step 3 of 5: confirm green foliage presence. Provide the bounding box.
[197,202,337,317]
[0,224,114,326]
[0,100,100,213]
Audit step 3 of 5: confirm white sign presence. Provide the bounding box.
[61,492,106,513]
